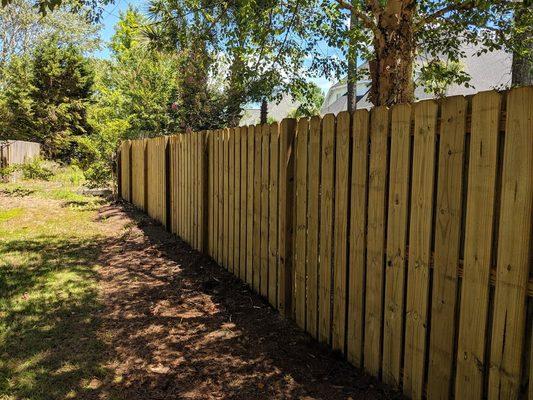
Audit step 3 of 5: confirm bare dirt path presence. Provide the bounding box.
[97,202,403,400]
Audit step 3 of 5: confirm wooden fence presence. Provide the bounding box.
[0,140,41,182]
[118,87,533,400]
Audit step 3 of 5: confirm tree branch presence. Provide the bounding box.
[333,0,379,37]
[417,0,516,30]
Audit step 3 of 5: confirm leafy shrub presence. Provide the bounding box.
[0,164,18,180]
[0,186,35,197]
[20,158,54,181]
[55,164,85,186]
[83,160,111,188]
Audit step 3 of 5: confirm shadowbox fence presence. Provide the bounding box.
[118,87,533,400]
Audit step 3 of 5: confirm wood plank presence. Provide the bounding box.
[183,133,191,244]
[162,138,166,225]
[218,131,224,264]
[294,118,309,328]
[184,135,190,243]
[192,134,197,248]
[162,137,166,224]
[488,86,533,400]
[189,134,194,244]
[347,110,370,368]
[404,99,438,399]
[197,133,202,248]
[181,135,184,237]
[234,127,241,277]
[146,139,153,218]
[382,103,412,387]
[268,123,280,307]
[240,128,248,282]
[195,133,200,248]
[208,133,214,255]
[229,128,235,271]
[253,125,262,292]
[167,139,173,232]
[318,114,335,344]
[260,124,270,297]
[246,126,255,287]
[364,106,389,377]
[278,118,296,316]
[200,132,207,251]
[530,339,533,400]
[131,141,141,209]
[178,136,182,235]
[455,90,501,400]
[212,132,218,261]
[427,96,467,400]
[173,138,178,234]
[306,116,321,337]
[332,111,351,353]
[223,129,230,268]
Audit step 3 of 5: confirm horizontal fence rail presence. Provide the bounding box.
[118,87,533,400]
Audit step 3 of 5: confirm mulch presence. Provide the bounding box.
[96,201,404,400]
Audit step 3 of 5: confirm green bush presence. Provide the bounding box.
[0,164,18,180]
[83,160,111,188]
[55,164,85,186]
[20,158,54,181]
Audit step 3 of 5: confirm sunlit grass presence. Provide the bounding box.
[0,174,114,400]
[0,208,23,223]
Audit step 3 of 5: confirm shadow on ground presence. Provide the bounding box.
[95,202,405,400]
[0,236,118,399]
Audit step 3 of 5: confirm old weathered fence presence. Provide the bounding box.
[0,140,41,181]
[118,87,533,400]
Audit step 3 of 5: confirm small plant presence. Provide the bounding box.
[1,185,35,197]
[0,164,18,181]
[20,158,54,181]
[55,164,85,186]
[83,160,111,189]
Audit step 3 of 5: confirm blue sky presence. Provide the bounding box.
[95,0,337,94]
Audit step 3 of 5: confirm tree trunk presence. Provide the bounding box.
[511,0,532,86]
[369,0,415,107]
[226,54,246,127]
[260,98,268,124]
[347,6,358,113]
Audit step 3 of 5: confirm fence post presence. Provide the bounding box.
[143,139,149,212]
[165,137,172,232]
[117,147,122,199]
[128,141,133,203]
[200,131,209,253]
[278,118,297,317]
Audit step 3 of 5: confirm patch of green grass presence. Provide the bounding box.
[0,178,118,400]
[0,208,23,223]
[53,165,86,187]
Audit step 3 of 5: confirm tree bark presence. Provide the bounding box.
[347,6,358,113]
[260,98,268,124]
[368,0,415,107]
[511,0,532,86]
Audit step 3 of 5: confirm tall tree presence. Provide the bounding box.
[30,36,94,159]
[0,0,99,67]
[346,7,358,113]
[328,0,531,106]
[107,8,182,136]
[147,0,327,125]
[1,0,113,22]
[511,0,532,85]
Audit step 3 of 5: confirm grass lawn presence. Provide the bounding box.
[0,171,115,400]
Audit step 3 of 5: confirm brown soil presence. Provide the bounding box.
[97,201,404,400]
